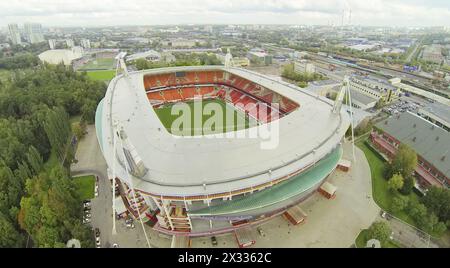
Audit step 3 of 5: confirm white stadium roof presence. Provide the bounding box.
[96,66,350,197]
[38,47,83,65]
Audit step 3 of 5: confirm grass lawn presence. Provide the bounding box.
[78,58,115,70]
[73,175,95,200]
[356,139,423,229]
[83,70,116,81]
[154,99,255,135]
[355,229,401,248]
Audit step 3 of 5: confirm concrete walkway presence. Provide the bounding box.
[191,142,379,248]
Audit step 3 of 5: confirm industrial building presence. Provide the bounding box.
[294,60,316,74]
[349,75,399,104]
[371,112,450,190]
[247,49,272,65]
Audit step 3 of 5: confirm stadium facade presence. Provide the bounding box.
[95,65,350,236]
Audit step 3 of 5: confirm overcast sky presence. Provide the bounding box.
[1,0,450,27]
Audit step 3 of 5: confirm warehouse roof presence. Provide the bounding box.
[376,111,450,178]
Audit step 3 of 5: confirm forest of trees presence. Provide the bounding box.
[134,52,222,70]
[0,54,40,70]
[281,63,326,88]
[0,62,106,247]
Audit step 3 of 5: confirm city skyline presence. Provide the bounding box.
[1,0,450,28]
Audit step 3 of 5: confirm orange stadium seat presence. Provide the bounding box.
[147,91,165,101]
[180,87,197,99]
[163,89,182,101]
[144,71,298,121]
[199,86,214,95]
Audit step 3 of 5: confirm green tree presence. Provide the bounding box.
[421,186,450,223]
[407,199,427,220]
[26,146,43,175]
[391,196,408,213]
[71,122,85,141]
[0,212,24,248]
[388,173,404,192]
[389,144,417,179]
[399,176,415,195]
[80,100,97,124]
[367,221,391,247]
[0,161,23,215]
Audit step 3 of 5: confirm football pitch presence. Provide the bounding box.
[84,70,116,81]
[78,58,115,70]
[154,99,256,135]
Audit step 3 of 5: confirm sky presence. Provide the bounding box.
[1,0,450,28]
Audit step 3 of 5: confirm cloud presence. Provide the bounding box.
[1,0,449,27]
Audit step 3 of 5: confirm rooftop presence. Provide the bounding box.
[420,101,450,125]
[376,111,450,178]
[349,89,378,106]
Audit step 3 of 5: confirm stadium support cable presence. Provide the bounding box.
[112,122,117,235]
[345,77,356,162]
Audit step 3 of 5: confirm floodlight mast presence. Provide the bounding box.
[333,76,356,162]
[111,120,118,236]
[115,52,128,76]
[224,48,234,68]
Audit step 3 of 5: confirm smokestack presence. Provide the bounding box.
[349,9,352,25]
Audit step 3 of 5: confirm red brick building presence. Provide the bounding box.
[371,112,449,190]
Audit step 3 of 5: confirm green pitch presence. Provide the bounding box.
[154,99,256,136]
[78,58,115,70]
[84,70,116,81]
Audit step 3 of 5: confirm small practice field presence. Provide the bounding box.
[154,99,257,136]
[78,58,115,70]
[73,175,95,200]
[84,70,116,81]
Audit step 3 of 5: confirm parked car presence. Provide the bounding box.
[95,228,101,248]
[257,227,266,237]
[125,218,135,228]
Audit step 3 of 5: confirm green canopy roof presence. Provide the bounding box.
[189,146,343,217]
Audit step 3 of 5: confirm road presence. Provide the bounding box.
[71,125,171,248]
[405,42,420,63]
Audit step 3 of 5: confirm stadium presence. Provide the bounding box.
[95,64,351,238]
